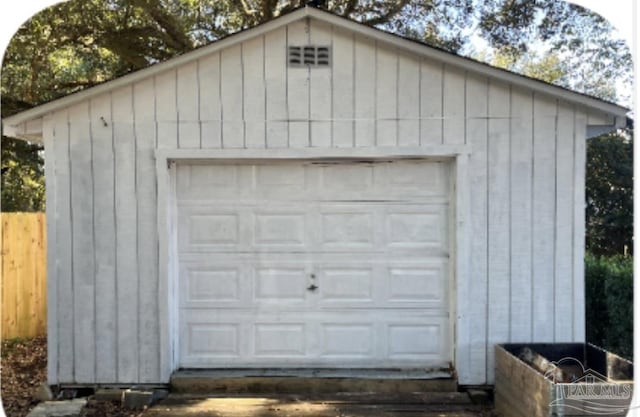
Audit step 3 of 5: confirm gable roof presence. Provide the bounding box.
[2,5,628,138]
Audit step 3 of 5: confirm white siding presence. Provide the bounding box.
[486,81,511,384]
[332,27,354,147]
[45,17,591,385]
[52,109,74,382]
[309,20,332,148]
[243,36,266,148]
[532,94,557,342]
[353,35,376,147]
[509,88,533,343]
[113,86,140,382]
[133,78,161,382]
[69,101,95,383]
[198,53,222,148]
[90,93,117,383]
[419,60,443,145]
[397,53,420,146]
[555,102,576,342]
[287,20,309,148]
[463,73,488,384]
[43,116,57,385]
[177,61,201,149]
[442,65,465,145]
[264,28,288,148]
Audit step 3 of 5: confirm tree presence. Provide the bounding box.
[1,137,45,212]
[586,130,633,256]
[0,0,632,212]
[1,0,632,109]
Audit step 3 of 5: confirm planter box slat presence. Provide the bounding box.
[495,344,632,417]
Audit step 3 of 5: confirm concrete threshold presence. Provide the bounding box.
[171,368,457,394]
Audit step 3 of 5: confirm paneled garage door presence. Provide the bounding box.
[176,160,452,368]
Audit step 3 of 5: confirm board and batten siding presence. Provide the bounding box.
[43,16,594,385]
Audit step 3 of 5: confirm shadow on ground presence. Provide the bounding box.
[143,392,496,417]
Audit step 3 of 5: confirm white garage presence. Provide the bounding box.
[176,160,452,368]
[3,5,627,386]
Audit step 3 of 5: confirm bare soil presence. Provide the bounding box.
[1,337,143,417]
[1,336,497,417]
[80,399,144,417]
[1,336,47,417]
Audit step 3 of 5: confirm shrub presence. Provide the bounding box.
[585,253,633,359]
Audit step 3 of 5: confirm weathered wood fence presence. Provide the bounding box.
[1,213,47,339]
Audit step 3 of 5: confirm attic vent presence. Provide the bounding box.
[288,46,331,67]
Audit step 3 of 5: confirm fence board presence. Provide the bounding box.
[1,213,47,339]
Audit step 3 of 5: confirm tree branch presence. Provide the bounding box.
[343,0,358,17]
[361,0,409,26]
[132,0,193,52]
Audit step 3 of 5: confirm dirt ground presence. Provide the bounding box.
[0,337,143,417]
[1,337,47,417]
[1,337,495,417]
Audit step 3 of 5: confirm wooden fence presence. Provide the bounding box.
[1,213,47,339]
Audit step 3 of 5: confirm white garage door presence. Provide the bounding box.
[176,160,452,368]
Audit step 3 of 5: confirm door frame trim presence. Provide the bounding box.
[156,146,471,383]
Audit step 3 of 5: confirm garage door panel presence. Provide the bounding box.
[254,324,307,356]
[386,261,448,308]
[386,206,449,252]
[255,164,308,187]
[188,214,239,246]
[180,310,448,367]
[254,213,307,247]
[181,258,446,310]
[318,267,374,302]
[320,324,374,357]
[179,206,314,253]
[186,323,240,358]
[176,160,452,368]
[176,161,450,203]
[388,323,447,359]
[180,262,247,308]
[319,164,374,192]
[383,160,447,190]
[320,212,375,249]
[176,164,243,200]
[316,161,449,201]
[185,267,241,303]
[254,267,309,301]
[178,207,242,251]
[179,205,450,254]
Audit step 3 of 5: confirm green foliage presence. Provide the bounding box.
[474,0,631,104]
[585,253,633,359]
[1,0,632,108]
[0,136,45,212]
[488,49,566,85]
[0,0,632,220]
[586,131,633,256]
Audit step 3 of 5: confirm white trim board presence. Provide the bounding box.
[154,149,469,380]
[155,146,471,162]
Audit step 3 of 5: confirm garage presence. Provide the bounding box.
[4,4,624,385]
[175,159,452,369]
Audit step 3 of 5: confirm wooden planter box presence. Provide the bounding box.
[495,343,633,417]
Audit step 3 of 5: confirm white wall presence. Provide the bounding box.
[44,16,596,385]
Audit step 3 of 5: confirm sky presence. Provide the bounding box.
[0,0,635,104]
[0,1,635,74]
[0,1,635,59]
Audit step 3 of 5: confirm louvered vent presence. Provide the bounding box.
[288,46,331,67]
